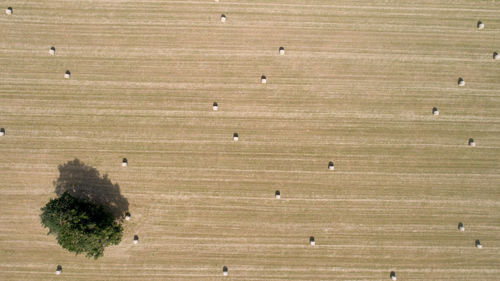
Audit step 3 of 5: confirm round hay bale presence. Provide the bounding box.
[233,133,239,141]
[390,271,396,280]
[213,102,218,111]
[328,161,334,171]
[432,107,439,116]
[0,128,5,136]
[55,265,62,275]
[279,47,285,55]
[458,222,464,232]
[275,190,280,199]
[309,236,315,246]
[261,75,267,84]
[64,70,71,79]
[220,14,226,23]
[475,239,482,248]
[493,52,499,60]
[133,235,139,244]
[222,266,228,276]
[468,138,475,147]
[122,158,128,167]
[458,77,465,86]
[49,46,56,55]
[477,21,484,29]
[5,7,12,15]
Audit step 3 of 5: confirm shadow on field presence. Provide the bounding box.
[54,159,129,221]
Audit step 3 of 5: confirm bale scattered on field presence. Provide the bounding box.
[468,138,475,147]
[458,222,464,231]
[328,161,334,171]
[5,7,12,15]
[233,133,239,141]
[475,239,482,248]
[458,77,465,86]
[64,70,71,79]
[0,128,5,136]
[222,266,228,276]
[432,107,439,116]
[261,75,267,84]
[275,190,280,199]
[122,158,128,167]
[133,235,139,244]
[49,46,56,55]
[55,265,62,275]
[213,102,218,111]
[493,52,499,60]
[309,236,315,246]
[220,14,226,23]
[477,21,484,29]
[279,47,285,55]
[390,271,396,280]
[125,212,131,221]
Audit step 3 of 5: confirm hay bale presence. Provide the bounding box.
[261,75,267,84]
[493,52,499,60]
[213,102,218,111]
[125,212,131,221]
[5,7,12,15]
[64,70,71,79]
[328,161,334,171]
[133,235,139,244]
[309,236,315,246]
[468,138,475,147]
[220,14,226,23]
[279,47,285,55]
[122,158,128,167]
[222,266,228,276]
[55,265,62,275]
[432,107,439,116]
[458,222,464,232]
[458,77,465,86]
[233,133,238,141]
[275,190,280,199]
[390,271,396,280]
[475,239,482,248]
[477,21,484,29]
[0,128,5,136]
[49,46,56,55]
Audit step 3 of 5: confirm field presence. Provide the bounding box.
[1,0,499,280]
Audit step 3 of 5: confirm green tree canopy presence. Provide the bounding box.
[40,192,123,259]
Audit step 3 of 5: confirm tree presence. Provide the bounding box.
[40,192,123,259]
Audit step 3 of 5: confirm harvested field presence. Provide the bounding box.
[0,0,499,280]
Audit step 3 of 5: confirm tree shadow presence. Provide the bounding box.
[54,159,129,221]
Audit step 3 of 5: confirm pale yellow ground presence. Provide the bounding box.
[0,0,499,280]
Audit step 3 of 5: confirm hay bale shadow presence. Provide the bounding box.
[54,159,129,220]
